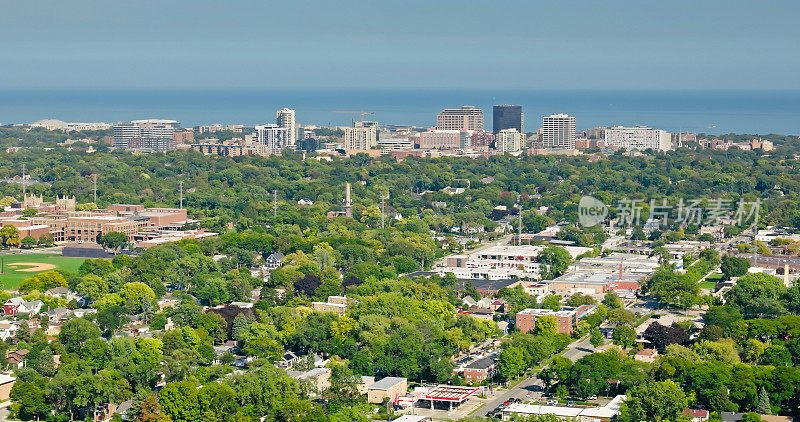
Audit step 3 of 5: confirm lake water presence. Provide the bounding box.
[1,88,799,135]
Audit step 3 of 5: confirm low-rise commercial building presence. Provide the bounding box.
[367,377,408,404]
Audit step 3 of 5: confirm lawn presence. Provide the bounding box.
[700,273,724,289]
[0,253,86,290]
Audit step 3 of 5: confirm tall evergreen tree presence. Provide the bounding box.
[757,386,772,415]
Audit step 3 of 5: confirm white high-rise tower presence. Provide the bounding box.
[542,113,576,149]
[276,108,296,147]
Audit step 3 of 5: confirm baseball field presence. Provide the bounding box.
[0,253,86,290]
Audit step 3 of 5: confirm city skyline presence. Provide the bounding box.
[2,1,800,90]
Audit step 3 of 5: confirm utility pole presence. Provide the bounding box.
[518,203,523,245]
[178,181,183,209]
[21,163,26,198]
[380,195,386,229]
[273,190,278,218]
[92,174,97,204]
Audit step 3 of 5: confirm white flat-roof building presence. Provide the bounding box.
[605,126,672,151]
[276,108,297,147]
[542,113,576,149]
[496,128,524,154]
[501,394,626,421]
[569,252,661,275]
[343,126,378,150]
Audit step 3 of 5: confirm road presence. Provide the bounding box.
[473,336,594,417]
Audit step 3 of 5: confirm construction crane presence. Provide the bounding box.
[332,109,375,124]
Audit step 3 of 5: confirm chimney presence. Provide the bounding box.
[785,264,791,287]
[345,182,352,218]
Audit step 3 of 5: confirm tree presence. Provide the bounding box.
[59,317,102,353]
[567,293,596,307]
[11,381,50,420]
[498,345,527,380]
[38,232,54,247]
[607,308,637,326]
[100,231,129,253]
[294,273,322,297]
[721,255,751,280]
[0,224,20,247]
[97,304,128,333]
[643,322,688,351]
[134,395,173,422]
[535,315,558,337]
[619,380,687,422]
[612,326,637,348]
[20,235,37,248]
[757,386,772,415]
[159,380,200,422]
[603,291,623,309]
[231,313,250,341]
[463,279,481,300]
[541,295,562,312]
[725,273,787,317]
[118,282,157,314]
[538,246,571,278]
[590,327,605,348]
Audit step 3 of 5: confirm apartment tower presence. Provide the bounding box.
[542,113,576,149]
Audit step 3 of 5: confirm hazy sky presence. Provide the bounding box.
[3,0,799,90]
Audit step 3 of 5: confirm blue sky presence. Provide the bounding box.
[2,0,799,90]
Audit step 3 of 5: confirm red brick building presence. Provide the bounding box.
[515,308,577,335]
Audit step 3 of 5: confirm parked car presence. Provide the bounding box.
[546,399,558,405]
[567,400,574,407]
[588,395,597,400]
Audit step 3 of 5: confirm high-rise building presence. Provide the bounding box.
[495,129,524,154]
[436,106,483,131]
[604,126,672,151]
[493,105,523,134]
[253,124,290,153]
[343,126,377,150]
[276,108,296,147]
[542,113,576,149]
[113,119,179,151]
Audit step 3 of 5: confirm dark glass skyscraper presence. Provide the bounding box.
[492,105,523,134]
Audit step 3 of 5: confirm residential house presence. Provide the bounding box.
[3,297,25,316]
[682,409,710,422]
[463,356,497,383]
[490,298,507,312]
[288,367,331,395]
[44,287,77,302]
[476,297,493,309]
[45,307,71,323]
[634,349,658,364]
[6,349,29,369]
[0,321,18,341]
[17,300,44,316]
[264,252,285,270]
[115,399,136,421]
[462,296,477,308]
[278,351,300,369]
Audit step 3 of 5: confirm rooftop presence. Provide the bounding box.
[368,376,406,390]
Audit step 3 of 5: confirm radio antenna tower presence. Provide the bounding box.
[273,190,278,218]
[178,181,183,209]
[21,164,26,197]
[93,174,97,203]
